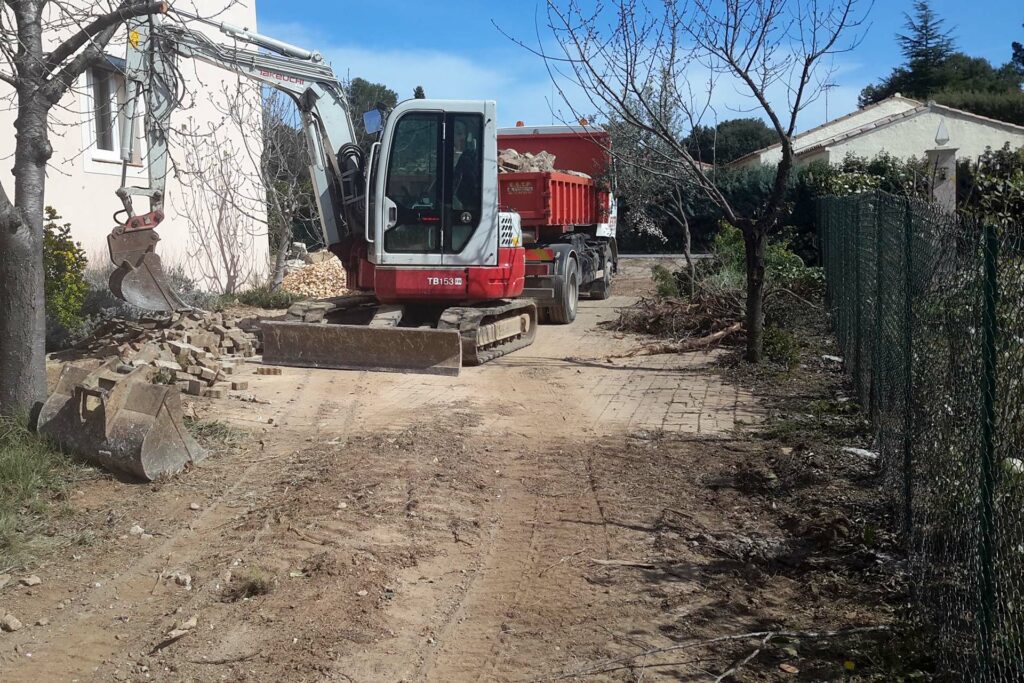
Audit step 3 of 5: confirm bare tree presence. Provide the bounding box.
[177,135,258,294]
[0,1,239,416]
[608,116,700,295]
[183,84,317,289]
[517,0,866,361]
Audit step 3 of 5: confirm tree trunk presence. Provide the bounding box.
[743,227,767,362]
[0,102,51,417]
[271,215,291,288]
[681,213,695,298]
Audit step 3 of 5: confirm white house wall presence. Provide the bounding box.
[0,1,269,294]
[824,109,1024,164]
[736,97,921,168]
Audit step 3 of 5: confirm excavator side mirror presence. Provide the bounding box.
[363,109,383,135]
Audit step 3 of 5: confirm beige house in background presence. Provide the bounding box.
[730,95,1024,169]
[0,1,269,294]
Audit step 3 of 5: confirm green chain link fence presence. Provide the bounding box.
[818,190,1024,680]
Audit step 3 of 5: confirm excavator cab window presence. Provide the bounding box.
[384,112,444,253]
[447,114,483,253]
[383,110,484,256]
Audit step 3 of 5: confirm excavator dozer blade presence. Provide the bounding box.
[261,321,463,376]
[38,362,206,482]
[108,230,191,313]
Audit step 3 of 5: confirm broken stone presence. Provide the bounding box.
[175,615,198,631]
[1,614,23,632]
[19,575,41,587]
[0,574,10,590]
[841,447,878,460]
[129,524,145,536]
[189,502,201,511]
[36,618,49,626]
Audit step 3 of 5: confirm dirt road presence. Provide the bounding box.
[0,259,779,682]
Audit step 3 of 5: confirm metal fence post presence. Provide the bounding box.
[901,200,914,536]
[872,193,883,422]
[854,199,863,393]
[978,221,999,680]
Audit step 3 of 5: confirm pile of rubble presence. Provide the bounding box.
[498,148,556,173]
[281,254,349,299]
[72,311,260,398]
[498,148,592,178]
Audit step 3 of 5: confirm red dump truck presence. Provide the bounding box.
[497,124,617,323]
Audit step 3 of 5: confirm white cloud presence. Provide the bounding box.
[257,21,562,127]
[256,19,864,133]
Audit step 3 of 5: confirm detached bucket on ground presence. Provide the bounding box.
[38,362,206,481]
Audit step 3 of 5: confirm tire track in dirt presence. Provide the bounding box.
[0,366,345,680]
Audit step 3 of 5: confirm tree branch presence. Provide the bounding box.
[42,1,167,74]
[0,179,20,228]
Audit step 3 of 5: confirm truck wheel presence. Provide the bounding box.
[589,250,611,300]
[548,257,579,324]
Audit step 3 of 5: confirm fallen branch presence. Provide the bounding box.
[538,548,587,577]
[767,287,821,310]
[713,632,773,682]
[288,525,333,546]
[609,323,742,359]
[589,558,657,569]
[536,625,891,681]
[186,651,260,665]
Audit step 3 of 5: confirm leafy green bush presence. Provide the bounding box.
[763,325,800,369]
[229,284,303,309]
[959,143,1024,225]
[651,264,682,298]
[43,207,88,331]
[934,89,1024,127]
[710,223,822,294]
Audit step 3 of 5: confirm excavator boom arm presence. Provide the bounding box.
[109,10,364,310]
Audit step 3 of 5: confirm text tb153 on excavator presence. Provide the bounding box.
[106,6,614,375]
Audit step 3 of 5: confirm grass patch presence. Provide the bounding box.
[222,566,275,602]
[227,285,304,309]
[0,416,77,563]
[185,418,246,450]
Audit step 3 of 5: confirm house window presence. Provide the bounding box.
[84,63,142,164]
[91,68,117,152]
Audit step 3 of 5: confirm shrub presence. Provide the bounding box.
[43,208,88,341]
[762,325,800,369]
[229,284,303,309]
[710,222,821,294]
[651,264,681,298]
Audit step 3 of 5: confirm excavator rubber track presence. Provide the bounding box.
[438,299,538,366]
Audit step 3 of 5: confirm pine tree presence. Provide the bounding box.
[413,85,426,99]
[896,0,956,97]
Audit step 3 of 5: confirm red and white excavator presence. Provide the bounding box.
[108,6,616,375]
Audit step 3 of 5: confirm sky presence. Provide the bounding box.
[253,0,1024,131]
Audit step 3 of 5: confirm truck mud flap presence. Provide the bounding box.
[261,322,463,377]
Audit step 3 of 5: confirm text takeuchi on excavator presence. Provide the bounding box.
[107,5,617,376]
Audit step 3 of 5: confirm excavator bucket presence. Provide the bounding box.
[38,362,206,481]
[108,229,190,312]
[261,321,464,376]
